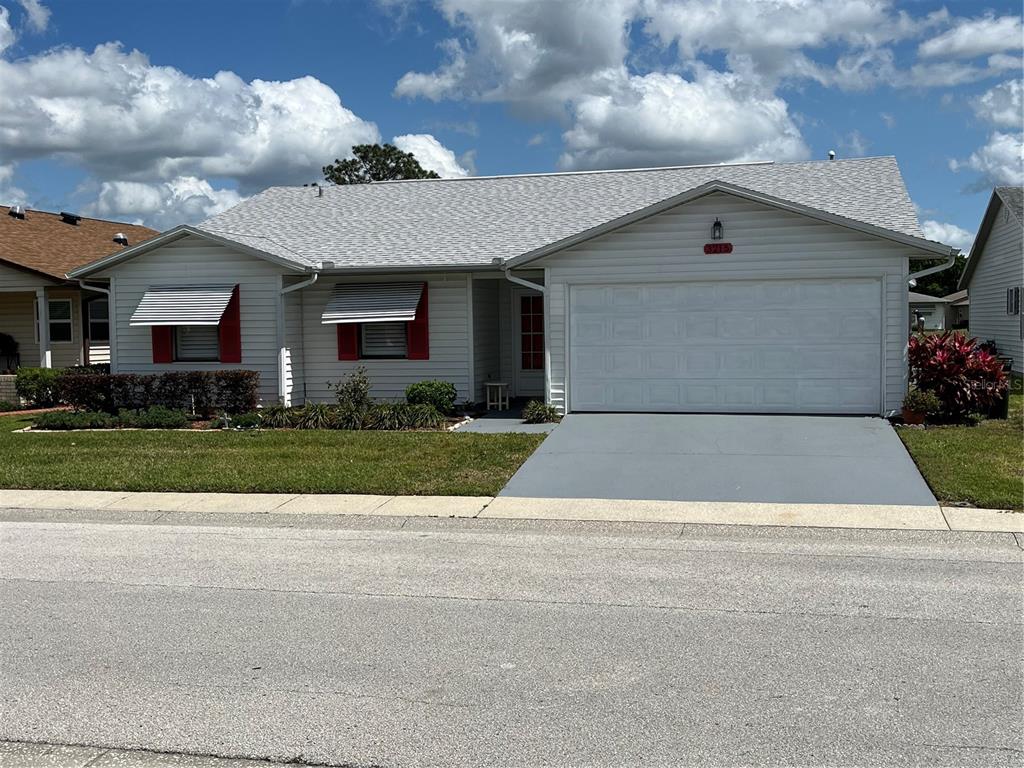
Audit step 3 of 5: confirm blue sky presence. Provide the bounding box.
[0,0,1021,250]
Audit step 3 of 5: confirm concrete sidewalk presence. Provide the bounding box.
[0,488,1021,533]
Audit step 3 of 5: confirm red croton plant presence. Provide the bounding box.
[908,332,1008,420]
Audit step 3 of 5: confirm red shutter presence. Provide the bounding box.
[337,324,360,360]
[152,327,174,364]
[406,283,429,360]
[218,285,242,363]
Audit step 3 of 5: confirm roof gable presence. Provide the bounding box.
[958,186,1024,290]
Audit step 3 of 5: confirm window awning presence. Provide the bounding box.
[129,285,236,326]
[321,282,425,324]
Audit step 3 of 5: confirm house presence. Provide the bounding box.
[69,156,960,416]
[958,186,1023,373]
[908,291,949,331]
[944,289,969,328]
[0,206,157,372]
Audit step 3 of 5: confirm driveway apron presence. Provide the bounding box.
[499,414,937,506]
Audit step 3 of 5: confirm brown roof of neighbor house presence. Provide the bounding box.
[0,206,158,281]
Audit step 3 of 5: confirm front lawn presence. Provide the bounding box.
[0,414,545,496]
[899,385,1023,511]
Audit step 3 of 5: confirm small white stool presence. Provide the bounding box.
[485,381,510,411]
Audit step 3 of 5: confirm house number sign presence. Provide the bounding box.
[703,242,733,254]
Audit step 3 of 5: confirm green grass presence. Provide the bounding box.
[899,384,1023,511]
[0,414,545,496]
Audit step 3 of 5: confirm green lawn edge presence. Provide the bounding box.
[0,414,545,497]
[898,389,1023,511]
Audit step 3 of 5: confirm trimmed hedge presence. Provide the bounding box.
[15,367,63,407]
[55,370,260,416]
[34,406,189,430]
[246,402,446,431]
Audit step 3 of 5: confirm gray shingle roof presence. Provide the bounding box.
[201,156,926,271]
[996,186,1023,223]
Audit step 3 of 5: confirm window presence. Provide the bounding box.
[520,294,544,370]
[360,322,408,358]
[47,299,73,343]
[174,326,220,362]
[1007,287,1021,316]
[87,299,109,342]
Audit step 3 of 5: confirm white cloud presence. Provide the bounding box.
[392,133,470,177]
[559,70,808,170]
[0,162,26,206]
[394,0,636,114]
[918,14,1023,59]
[0,44,381,193]
[838,130,870,157]
[880,112,896,128]
[972,79,1022,128]
[0,7,14,55]
[84,176,244,231]
[950,131,1024,188]
[17,0,49,32]
[921,219,974,252]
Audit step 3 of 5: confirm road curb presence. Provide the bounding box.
[0,489,1020,533]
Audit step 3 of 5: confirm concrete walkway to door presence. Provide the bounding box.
[499,414,938,507]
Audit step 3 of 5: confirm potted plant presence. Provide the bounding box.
[902,388,940,425]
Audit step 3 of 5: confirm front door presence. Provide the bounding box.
[514,289,544,397]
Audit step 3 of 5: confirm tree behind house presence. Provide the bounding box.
[323,143,440,185]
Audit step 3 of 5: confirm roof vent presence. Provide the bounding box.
[8,205,25,220]
[60,211,82,225]
[113,232,129,246]
[828,150,836,160]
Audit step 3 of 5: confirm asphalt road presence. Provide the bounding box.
[1,511,1022,767]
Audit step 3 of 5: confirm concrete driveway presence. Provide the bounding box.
[499,414,938,506]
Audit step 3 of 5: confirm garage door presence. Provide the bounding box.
[569,278,882,414]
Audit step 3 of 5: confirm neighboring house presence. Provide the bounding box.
[70,156,959,416]
[908,291,949,331]
[945,289,969,328]
[0,206,157,371]
[959,186,1024,373]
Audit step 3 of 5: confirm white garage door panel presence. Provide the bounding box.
[570,279,882,414]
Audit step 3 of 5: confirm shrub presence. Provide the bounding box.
[908,332,1008,421]
[902,389,941,417]
[215,370,260,414]
[56,372,113,412]
[34,410,117,430]
[118,406,189,429]
[405,380,457,415]
[522,399,561,424]
[109,373,154,411]
[333,404,366,430]
[362,402,445,430]
[331,366,372,411]
[261,404,293,429]
[294,402,334,430]
[226,411,262,430]
[0,400,16,412]
[15,367,63,407]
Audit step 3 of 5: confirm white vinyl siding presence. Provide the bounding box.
[471,278,501,402]
[968,203,1024,372]
[92,235,287,403]
[910,303,945,331]
[301,274,473,403]
[537,191,913,415]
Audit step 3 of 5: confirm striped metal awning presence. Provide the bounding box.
[322,282,424,324]
[129,285,236,326]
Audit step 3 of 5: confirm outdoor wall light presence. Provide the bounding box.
[711,217,724,240]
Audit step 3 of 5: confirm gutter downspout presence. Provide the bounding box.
[500,260,545,294]
[908,249,959,284]
[278,271,319,405]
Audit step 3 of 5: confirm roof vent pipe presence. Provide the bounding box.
[113,233,128,246]
[8,204,25,219]
[828,150,836,160]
